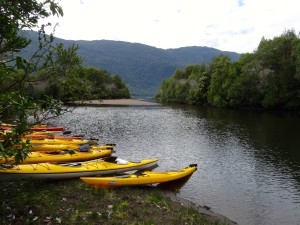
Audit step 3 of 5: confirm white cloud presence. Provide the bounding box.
[43,0,300,53]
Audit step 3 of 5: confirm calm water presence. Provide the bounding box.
[49,105,300,225]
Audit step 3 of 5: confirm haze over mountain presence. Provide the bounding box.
[22,30,240,98]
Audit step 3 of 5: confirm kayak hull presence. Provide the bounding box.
[30,127,64,132]
[80,164,197,188]
[23,138,97,146]
[0,158,159,181]
[1,125,64,132]
[0,149,113,164]
[29,131,65,135]
[23,134,82,140]
[29,144,113,152]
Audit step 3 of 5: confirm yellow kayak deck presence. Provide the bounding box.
[23,138,97,146]
[0,158,159,181]
[80,164,197,188]
[0,149,113,164]
[29,144,114,152]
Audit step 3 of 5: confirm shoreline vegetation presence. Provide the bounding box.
[0,179,237,225]
[155,30,300,112]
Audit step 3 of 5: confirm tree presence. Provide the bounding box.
[255,30,300,109]
[38,43,93,103]
[155,78,176,103]
[82,67,130,99]
[207,55,236,107]
[187,64,210,105]
[0,0,90,164]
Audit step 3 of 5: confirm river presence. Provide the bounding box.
[48,105,300,225]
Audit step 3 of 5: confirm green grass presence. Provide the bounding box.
[0,179,233,225]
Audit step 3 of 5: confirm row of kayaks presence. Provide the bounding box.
[0,123,197,188]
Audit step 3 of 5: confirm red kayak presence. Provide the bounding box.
[0,126,11,130]
[30,127,64,132]
[1,125,64,132]
[23,134,82,140]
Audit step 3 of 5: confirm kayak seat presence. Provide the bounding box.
[115,174,131,178]
[63,150,76,155]
[105,143,116,146]
[66,162,82,167]
[87,140,97,145]
[51,162,82,166]
[134,170,146,177]
[1,164,14,169]
[78,144,92,152]
[103,156,118,163]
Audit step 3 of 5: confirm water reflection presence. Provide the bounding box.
[176,106,300,172]
[157,173,195,192]
[174,106,300,225]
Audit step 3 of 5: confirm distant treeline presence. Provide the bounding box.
[156,30,300,111]
[27,65,130,102]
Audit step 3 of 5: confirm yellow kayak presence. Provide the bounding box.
[0,158,159,181]
[1,130,63,135]
[29,130,65,135]
[29,144,114,152]
[1,123,47,128]
[1,130,65,136]
[22,138,97,146]
[23,134,83,140]
[0,149,113,165]
[80,164,197,188]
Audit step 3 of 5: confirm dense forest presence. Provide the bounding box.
[156,30,300,111]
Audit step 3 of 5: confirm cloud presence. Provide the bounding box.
[238,0,245,7]
[43,0,300,53]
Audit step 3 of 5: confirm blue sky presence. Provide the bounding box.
[44,0,300,53]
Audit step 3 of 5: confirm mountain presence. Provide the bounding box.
[21,30,240,98]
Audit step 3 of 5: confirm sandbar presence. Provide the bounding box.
[75,99,159,106]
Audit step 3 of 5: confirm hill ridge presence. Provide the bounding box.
[22,30,240,98]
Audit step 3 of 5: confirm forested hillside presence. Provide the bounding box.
[156,30,300,111]
[20,30,240,98]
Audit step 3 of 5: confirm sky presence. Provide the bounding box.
[44,0,300,54]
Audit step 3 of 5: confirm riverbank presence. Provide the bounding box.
[0,179,237,225]
[73,99,160,106]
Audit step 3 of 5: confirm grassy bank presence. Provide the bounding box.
[0,179,235,225]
